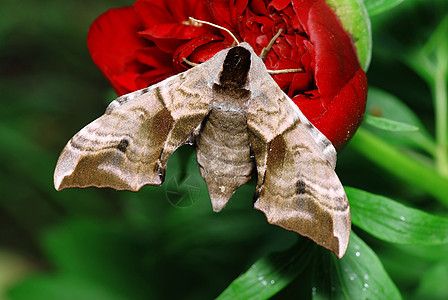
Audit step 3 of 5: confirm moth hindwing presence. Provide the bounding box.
[54,43,350,258]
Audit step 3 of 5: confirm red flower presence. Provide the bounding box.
[87,0,367,149]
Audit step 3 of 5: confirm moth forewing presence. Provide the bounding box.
[245,45,350,258]
[53,54,225,191]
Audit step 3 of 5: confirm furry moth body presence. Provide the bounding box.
[54,43,350,258]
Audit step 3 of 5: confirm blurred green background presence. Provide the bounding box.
[1,0,448,299]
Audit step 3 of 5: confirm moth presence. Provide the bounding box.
[54,26,350,258]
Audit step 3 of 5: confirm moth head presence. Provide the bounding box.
[218,46,252,89]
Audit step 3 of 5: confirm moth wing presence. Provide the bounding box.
[247,76,350,258]
[54,66,213,191]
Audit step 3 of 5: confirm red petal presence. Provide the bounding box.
[111,60,148,95]
[136,67,176,88]
[135,0,212,28]
[293,69,367,148]
[291,0,367,148]
[209,0,248,29]
[135,46,172,69]
[133,0,171,28]
[87,7,149,95]
[172,37,226,71]
[137,32,185,53]
[293,0,361,104]
[188,41,228,62]
[269,0,292,10]
[139,23,210,40]
[249,0,269,15]
[134,0,217,53]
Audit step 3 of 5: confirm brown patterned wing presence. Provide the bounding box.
[247,72,350,258]
[54,65,215,191]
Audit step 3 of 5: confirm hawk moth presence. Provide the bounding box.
[54,42,350,258]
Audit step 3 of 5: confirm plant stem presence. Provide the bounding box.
[434,47,448,176]
[349,128,448,206]
[404,13,448,177]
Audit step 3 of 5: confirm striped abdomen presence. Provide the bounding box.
[196,104,254,211]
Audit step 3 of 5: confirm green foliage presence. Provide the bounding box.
[364,87,436,154]
[217,239,314,300]
[1,0,448,299]
[218,231,402,300]
[348,187,448,245]
[312,232,401,300]
[363,115,419,132]
[350,128,448,205]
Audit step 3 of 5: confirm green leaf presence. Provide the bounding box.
[326,0,372,70]
[347,187,448,245]
[216,239,314,300]
[363,0,407,16]
[364,87,436,155]
[312,232,402,300]
[364,115,419,132]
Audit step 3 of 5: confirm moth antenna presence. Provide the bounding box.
[189,17,240,45]
[267,68,303,75]
[262,28,303,75]
[182,57,200,67]
[259,28,283,60]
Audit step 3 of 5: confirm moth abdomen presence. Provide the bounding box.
[196,107,253,211]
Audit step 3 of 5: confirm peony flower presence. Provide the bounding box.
[87,0,367,149]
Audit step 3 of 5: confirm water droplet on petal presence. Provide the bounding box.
[261,280,267,286]
[270,280,275,285]
[355,251,361,257]
[400,216,406,221]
